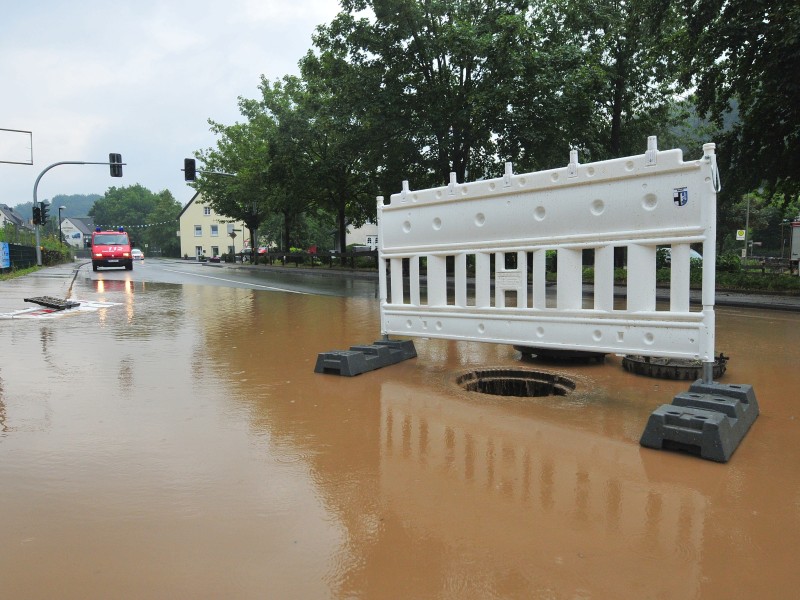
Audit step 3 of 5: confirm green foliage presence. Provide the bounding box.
[90,185,154,230]
[13,193,100,222]
[545,0,685,160]
[656,248,670,269]
[0,226,71,266]
[716,252,741,273]
[683,0,800,204]
[0,265,39,281]
[88,185,182,257]
[0,222,35,245]
[187,0,797,271]
[194,114,275,252]
[715,272,800,293]
[144,190,183,257]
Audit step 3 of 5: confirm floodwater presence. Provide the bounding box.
[1,273,799,599]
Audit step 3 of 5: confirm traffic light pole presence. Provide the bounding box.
[32,158,124,265]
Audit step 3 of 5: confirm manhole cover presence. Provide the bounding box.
[622,353,728,380]
[456,368,575,397]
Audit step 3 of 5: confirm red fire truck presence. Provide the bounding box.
[91,227,133,271]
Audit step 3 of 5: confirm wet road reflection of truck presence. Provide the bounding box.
[91,227,132,271]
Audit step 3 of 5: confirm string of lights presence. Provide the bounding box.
[94,220,175,229]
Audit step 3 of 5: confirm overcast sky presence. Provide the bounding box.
[0,0,341,211]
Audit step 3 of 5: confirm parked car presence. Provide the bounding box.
[658,247,702,265]
[131,248,144,261]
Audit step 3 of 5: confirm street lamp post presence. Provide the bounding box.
[744,194,751,261]
[58,206,66,245]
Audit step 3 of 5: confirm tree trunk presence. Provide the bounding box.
[337,204,347,254]
[282,211,291,252]
[609,45,627,157]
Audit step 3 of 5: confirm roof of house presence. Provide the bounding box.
[0,204,32,230]
[64,217,96,234]
[177,191,202,219]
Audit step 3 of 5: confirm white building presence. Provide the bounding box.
[346,220,379,249]
[60,217,95,248]
[0,204,31,231]
[178,192,247,259]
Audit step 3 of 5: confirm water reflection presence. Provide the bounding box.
[375,380,708,598]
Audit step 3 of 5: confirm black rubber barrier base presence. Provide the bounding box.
[314,340,417,376]
[640,380,759,463]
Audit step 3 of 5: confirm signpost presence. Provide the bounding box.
[227,224,240,258]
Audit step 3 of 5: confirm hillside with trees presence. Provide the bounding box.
[14,193,100,222]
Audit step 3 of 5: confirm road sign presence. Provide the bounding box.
[736,229,746,241]
[0,128,33,165]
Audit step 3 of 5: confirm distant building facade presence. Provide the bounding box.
[60,217,95,248]
[177,192,247,259]
[346,220,379,250]
[0,204,32,231]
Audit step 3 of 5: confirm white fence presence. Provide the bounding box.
[378,138,719,362]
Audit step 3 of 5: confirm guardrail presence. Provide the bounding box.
[378,137,720,364]
[238,250,379,269]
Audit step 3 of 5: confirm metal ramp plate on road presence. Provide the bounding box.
[0,299,120,320]
[24,296,81,310]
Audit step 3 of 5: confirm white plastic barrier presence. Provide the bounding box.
[378,138,720,361]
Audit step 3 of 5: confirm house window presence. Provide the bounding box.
[211,246,219,257]
[210,224,219,237]
[194,225,202,237]
[203,207,211,216]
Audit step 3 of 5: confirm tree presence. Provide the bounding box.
[313,0,537,187]
[143,190,182,257]
[243,73,376,253]
[193,117,273,253]
[88,185,182,253]
[89,184,159,244]
[548,0,685,161]
[683,0,800,205]
[239,78,319,252]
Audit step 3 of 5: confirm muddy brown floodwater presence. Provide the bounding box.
[1,276,799,599]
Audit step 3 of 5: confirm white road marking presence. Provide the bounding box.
[162,268,311,294]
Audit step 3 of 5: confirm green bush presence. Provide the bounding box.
[716,253,741,272]
[354,256,377,269]
[716,271,800,292]
[656,247,670,269]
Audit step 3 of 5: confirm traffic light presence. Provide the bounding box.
[40,202,50,225]
[32,205,41,225]
[109,153,123,177]
[184,158,196,181]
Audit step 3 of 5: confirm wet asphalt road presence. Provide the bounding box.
[1,259,800,599]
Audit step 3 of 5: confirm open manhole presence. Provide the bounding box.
[456,368,576,398]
